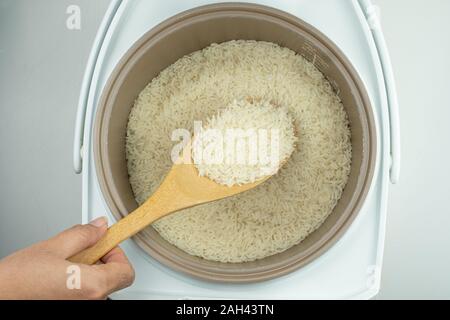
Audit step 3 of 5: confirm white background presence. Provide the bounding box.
[0,0,449,299]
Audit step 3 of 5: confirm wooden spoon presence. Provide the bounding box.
[69,149,268,265]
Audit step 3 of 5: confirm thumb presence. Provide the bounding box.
[44,217,108,259]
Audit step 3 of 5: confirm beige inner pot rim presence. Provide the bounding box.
[94,3,377,283]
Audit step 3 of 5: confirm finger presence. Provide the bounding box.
[43,217,108,258]
[100,246,130,265]
[95,247,135,294]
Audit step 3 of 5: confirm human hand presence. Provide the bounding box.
[0,217,135,300]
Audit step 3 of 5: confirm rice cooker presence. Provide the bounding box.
[73,0,400,299]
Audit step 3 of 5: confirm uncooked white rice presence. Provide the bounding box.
[192,98,297,186]
[126,40,352,263]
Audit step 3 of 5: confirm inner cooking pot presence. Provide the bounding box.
[94,3,376,283]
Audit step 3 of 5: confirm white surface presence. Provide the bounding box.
[373,0,450,300]
[1,0,450,299]
[0,0,110,256]
[81,0,390,300]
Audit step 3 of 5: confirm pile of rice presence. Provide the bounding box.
[192,97,298,186]
[126,40,352,263]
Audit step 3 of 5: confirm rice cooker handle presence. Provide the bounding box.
[73,0,122,174]
[359,0,401,184]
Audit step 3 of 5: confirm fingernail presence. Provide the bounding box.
[89,216,108,228]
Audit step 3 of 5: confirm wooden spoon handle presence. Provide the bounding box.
[68,203,166,265]
[69,169,184,265]
[67,161,262,265]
